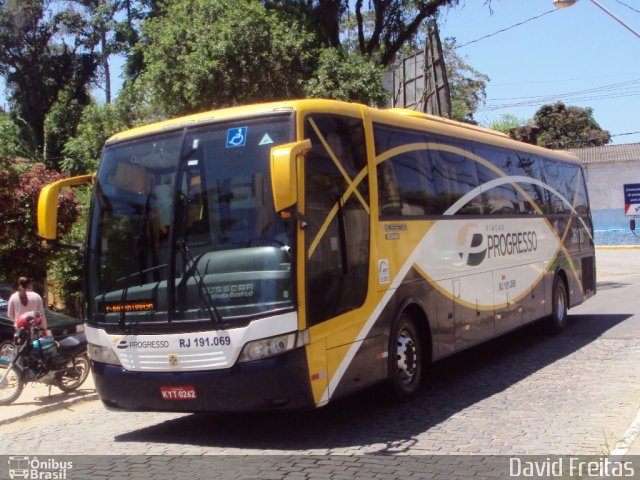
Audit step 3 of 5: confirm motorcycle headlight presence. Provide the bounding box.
[88,343,122,366]
[238,333,300,363]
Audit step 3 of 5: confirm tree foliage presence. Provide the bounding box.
[0,113,39,165]
[47,186,90,316]
[62,84,153,175]
[0,0,98,168]
[0,161,79,286]
[276,0,460,66]
[487,113,522,135]
[444,38,489,122]
[303,48,388,105]
[138,0,317,116]
[534,102,611,149]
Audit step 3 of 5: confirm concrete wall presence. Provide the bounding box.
[583,160,640,230]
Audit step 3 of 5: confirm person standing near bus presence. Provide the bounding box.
[7,276,48,334]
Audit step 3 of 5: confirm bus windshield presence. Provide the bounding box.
[86,114,295,331]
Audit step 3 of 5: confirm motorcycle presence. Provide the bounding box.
[0,317,90,405]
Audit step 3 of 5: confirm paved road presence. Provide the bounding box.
[1,249,639,476]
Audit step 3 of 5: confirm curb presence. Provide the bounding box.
[0,392,99,428]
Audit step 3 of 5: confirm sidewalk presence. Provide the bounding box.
[0,373,98,427]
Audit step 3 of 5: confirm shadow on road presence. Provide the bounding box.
[114,313,632,452]
[596,281,631,291]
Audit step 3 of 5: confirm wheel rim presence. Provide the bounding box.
[0,366,20,402]
[396,329,418,385]
[556,285,566,323]
[59,357,89,390]
[0,343,15,359]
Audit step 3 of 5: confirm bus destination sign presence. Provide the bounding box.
[624,183,640,216]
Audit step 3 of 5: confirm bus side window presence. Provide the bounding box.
[512,154,544,214]
[560,163,588,214]
[474,146,518,215]
[374,124,435,216]
[430,142,482,215]
[378,161,402,215]
[540,158,569,214]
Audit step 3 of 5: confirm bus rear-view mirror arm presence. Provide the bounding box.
[38,174,95,247]
[270,139,312,213]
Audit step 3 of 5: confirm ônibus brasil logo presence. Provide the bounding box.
[457,223,539,267]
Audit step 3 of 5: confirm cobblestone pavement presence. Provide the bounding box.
[0,250,639,477]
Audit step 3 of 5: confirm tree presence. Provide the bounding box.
[444,38,489,123]
[304,48,388,105]
[76,0,121,103]
[137,0,317,116]
[47,186,90,316]
[0,0,98,168]
[534,102,611,149]
[62,83,153,175]
[0,160,79,287]
[276,0,460,66]
[0,113,39,165]
[487,113,522,135]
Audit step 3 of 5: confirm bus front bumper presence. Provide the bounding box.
[91,347,314,412]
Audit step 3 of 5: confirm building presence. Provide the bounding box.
[567,143,640,244]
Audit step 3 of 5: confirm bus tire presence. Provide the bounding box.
[547,275,568,333]
[387,312,423,399]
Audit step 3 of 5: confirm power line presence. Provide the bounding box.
[488,78,640,101]
[613,0,640,15]
[454,9,559,50]
[612,131,640,137]
[480,78,640,111]
[490,72,640,88]
[481,91,640,111]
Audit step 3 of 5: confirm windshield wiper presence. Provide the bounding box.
[178,239,223,326]
[116,193,156,332]
[168,132,222,326]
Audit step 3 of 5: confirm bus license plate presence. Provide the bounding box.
[160,386,197,400]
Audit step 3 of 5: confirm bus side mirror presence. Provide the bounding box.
[270,139,311,213]
[631,219,636,231]
[38,174,95,244]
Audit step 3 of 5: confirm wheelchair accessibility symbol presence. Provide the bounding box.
[226,127,248,148]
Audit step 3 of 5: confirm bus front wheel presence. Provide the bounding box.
[388,313,423,399]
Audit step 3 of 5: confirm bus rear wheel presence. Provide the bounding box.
[388,313,423,399]
[548,275,568,333]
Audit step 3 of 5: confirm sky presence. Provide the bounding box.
[438,0,640,145]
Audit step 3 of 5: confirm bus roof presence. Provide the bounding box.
[106,99,580,164]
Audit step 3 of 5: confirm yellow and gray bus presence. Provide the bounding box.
[38,99,595,411]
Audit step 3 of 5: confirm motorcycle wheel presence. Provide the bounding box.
[0,364,23,405]
[0,340,15,359]
[57,355,90,392]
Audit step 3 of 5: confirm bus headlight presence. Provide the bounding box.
[238,333,298,363]
[88,343,122,366]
